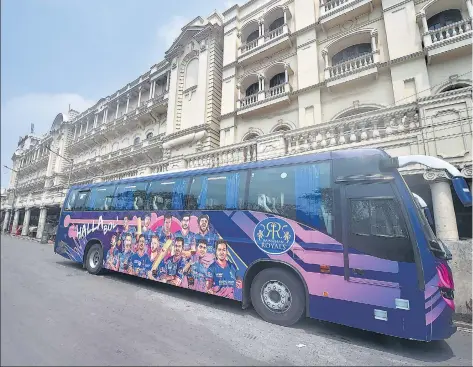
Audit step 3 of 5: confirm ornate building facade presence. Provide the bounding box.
[1,0,472,241]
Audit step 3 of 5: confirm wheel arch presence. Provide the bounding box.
[242,259,310,317]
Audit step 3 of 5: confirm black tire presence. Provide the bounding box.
[85,243,104,275]
[250,267,305,327]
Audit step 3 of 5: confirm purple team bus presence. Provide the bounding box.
[54,148,471,341]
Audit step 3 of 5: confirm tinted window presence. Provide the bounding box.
[148,178,188,210]
[348,196,413,262]
[64,189,79,211]
[190,172,247,210]
[247,162,333,234]
[113,182,148,210]
[87,186,116,211]
[351,199,407,238]
[248,165,296,220]
[73,191,90,211]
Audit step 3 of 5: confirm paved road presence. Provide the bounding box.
[1,235,471,366]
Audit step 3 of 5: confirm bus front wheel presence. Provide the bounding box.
[85,243,104,275]
[250,267,305,327]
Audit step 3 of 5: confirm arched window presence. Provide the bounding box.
[133,137,141,145]
[332,43,372,65]
[427,9,462,30]
[269,72,286,88]
[440,83,470,93]
[246,82,259,96]
[146,132,153,140]
[111,143,119,152]
[243,132,259,141]
[269,17,284,31]
[185,58,199,89]
[273,125,290,133]
[335,106,379,119]
[247,30,259,43]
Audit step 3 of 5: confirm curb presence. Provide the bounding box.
[454,320,472,331]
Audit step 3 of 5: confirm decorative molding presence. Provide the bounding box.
[238,49,297,82]
[318,16,383,45]
[223,61,238,70]
[223,16,238,27]
[423,169,449,182]
[383,0,412,13]
[297,38,317,49]
[238,31,291,63]
[291,22,317,38]
[461,165,472,178]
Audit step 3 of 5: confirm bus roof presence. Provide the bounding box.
[69,148,388,190]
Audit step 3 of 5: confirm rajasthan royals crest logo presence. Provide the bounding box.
[253,217,295,255]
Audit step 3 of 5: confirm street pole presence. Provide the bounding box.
[3,165,19,234]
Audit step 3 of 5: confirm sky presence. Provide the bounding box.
[1,0,242,188]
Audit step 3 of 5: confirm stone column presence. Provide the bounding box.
[85,118,89,133]
[36,207,47,239]
[424,171,459,241]
[125,93,130,113]
[138,86,142,107]
[283,6,288,24]
[2,210,10,233]
[12,210,20,234]
[466,0,473,18]
[115,100,120,119]
[420,11,428,34]
[371,29,378,62]
[21,208,31,236]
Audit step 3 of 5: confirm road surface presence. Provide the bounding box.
[1,235,471,366]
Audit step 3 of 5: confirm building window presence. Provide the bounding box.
[268,17,284,31]
[273,125,290,133]
[146,132,153,140]
[247,30,259,43]
[269,72,286,88]
[427,9,462,30]
[245,82,259,96]
[185,58,199,89]
[243,132,259,141]
[332,43,372,65]
[440,83,470,93]
[133,137,141,145]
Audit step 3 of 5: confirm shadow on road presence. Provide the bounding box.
[56,259,455,363]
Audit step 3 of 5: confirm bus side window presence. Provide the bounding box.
[73,190,90,211]
[147,180,176,211]
[113,182,148,210]
[64,189,79,211]
[247,166,296,220]
[295,162,334,235]
[186,177,203,210]
[348,198,413,262]
[87,186,117,211]
[200,171,247,210]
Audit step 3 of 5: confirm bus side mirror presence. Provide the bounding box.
[452,177,472,207]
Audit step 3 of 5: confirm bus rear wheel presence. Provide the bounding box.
[250,267,305,327]
[85,243,104,275]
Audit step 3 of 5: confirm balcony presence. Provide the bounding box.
[70,134,164,181]
[325,50,379,88]
[319,0,373,29]
[67,92,168,154]
[238,24,291,66]
[237,83,292,115]
[422,18,472,63]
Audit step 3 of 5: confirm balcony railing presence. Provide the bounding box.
[237,83,291,111]
[427,19,472,44]
[264,25,284,41]
[323,0,351,12]
[239,24,289,57]
[265,83,287,98]
[240,94,258,108]
[242,39,258,53]
[185,140,258,169]
[326,51,377,79]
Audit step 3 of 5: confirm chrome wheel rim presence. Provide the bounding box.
[89,249,101,269]
[261,280,292,313]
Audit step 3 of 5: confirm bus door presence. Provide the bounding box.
[340,179,426,339]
